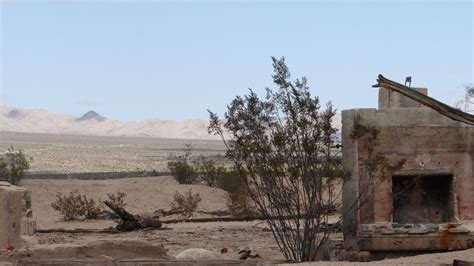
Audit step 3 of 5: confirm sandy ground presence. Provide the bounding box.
[22,176,229,230]
[19,221,285,261]
[15,176,286,261]
[283,248,474,265]
[0,176,467,264]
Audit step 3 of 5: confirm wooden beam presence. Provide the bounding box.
[373,74,474,126]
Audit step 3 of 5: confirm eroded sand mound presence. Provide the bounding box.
[15,240,168,260]
[22,176,229,230]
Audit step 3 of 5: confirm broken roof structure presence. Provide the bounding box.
[342,75,474,252]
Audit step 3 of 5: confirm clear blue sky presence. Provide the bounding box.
[1,1,473,121]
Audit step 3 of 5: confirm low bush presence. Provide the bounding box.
[194,155,226,187]
[217,169,245,193]
[167,148,197,185]
[81,197,102,219]
[51,190,102,221]
[167,147,254,217]
[170,189,202,219]
[0,147,29,185]
[226,190,255,217]
[107,191,127,208]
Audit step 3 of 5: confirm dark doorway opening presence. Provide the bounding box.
[392,174,454,223]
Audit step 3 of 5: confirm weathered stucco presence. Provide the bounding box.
[0,182,35,252]
[342,88,474,252]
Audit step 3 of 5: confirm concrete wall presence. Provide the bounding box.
[378,87,428,109]
[0,182,35,251]
[342,89,474,251]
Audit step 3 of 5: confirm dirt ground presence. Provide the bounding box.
[15,176,286,261]
[22,176,231,230]
[10,176,472,265]
[16,222,286,261]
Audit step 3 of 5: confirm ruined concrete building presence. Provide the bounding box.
[342,76,474,252]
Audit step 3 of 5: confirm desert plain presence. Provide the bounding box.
[1,131,473,265]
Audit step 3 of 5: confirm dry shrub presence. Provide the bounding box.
[51,190,102,220]
[220,170,255,216]
[81,197,102,219]
[226,190,255,217]
[107,191,127,208]
[170,189,201,219]
[194,155,226,187]
[217,170,244,193]
[167,147,197,185]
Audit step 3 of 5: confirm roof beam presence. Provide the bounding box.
[373,74,474,126]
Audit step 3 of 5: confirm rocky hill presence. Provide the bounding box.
[0,106,341,140]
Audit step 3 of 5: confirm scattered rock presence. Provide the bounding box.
[239,249,251,260]
[175,248,217,260]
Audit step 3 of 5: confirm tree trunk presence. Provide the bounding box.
[104,200,162,231]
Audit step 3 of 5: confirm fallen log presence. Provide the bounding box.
[104,200,162,231]
[161,216,342,232]
[373,74,474,126]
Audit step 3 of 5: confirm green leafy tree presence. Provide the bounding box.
[0,147,30,185]
[208,57,345,261]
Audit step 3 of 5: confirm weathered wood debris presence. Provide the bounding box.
[104,200,162,231]
[373,74,474,126]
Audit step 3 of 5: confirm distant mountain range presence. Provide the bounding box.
[0,106,342,140]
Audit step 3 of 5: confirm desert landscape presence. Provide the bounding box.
[1,129,474,265]
[2,1,473,264]
[0,129,288,262]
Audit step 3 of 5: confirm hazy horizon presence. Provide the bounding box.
[1,1,473,122]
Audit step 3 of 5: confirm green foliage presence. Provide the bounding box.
[51,190,102,221]
[0,147,30,185]
[217,169,246,193]
[167,146,197,184]
[170,189,202,219]
[169,151,254,216]
[226,190,255,217]
[208,57,343,262]
[194,155,226,187]
[167,146,248,192]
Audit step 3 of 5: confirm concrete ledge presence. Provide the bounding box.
[358,233,474,252]
[0,182,35,251]
[358,222,474,251]
[4,259,286,266]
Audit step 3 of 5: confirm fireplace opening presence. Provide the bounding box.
[392,174,454,224]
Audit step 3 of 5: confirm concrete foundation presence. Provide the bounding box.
[342,87,474,252]
[0,182,36,252]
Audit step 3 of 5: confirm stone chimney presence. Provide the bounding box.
[378,87,428,109]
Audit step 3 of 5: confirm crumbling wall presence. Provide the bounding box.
[0,182,35,251]
[342,88,474,251]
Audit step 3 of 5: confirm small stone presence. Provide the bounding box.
[175,249,217,260]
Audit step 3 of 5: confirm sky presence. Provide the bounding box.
[1,0,473,122]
